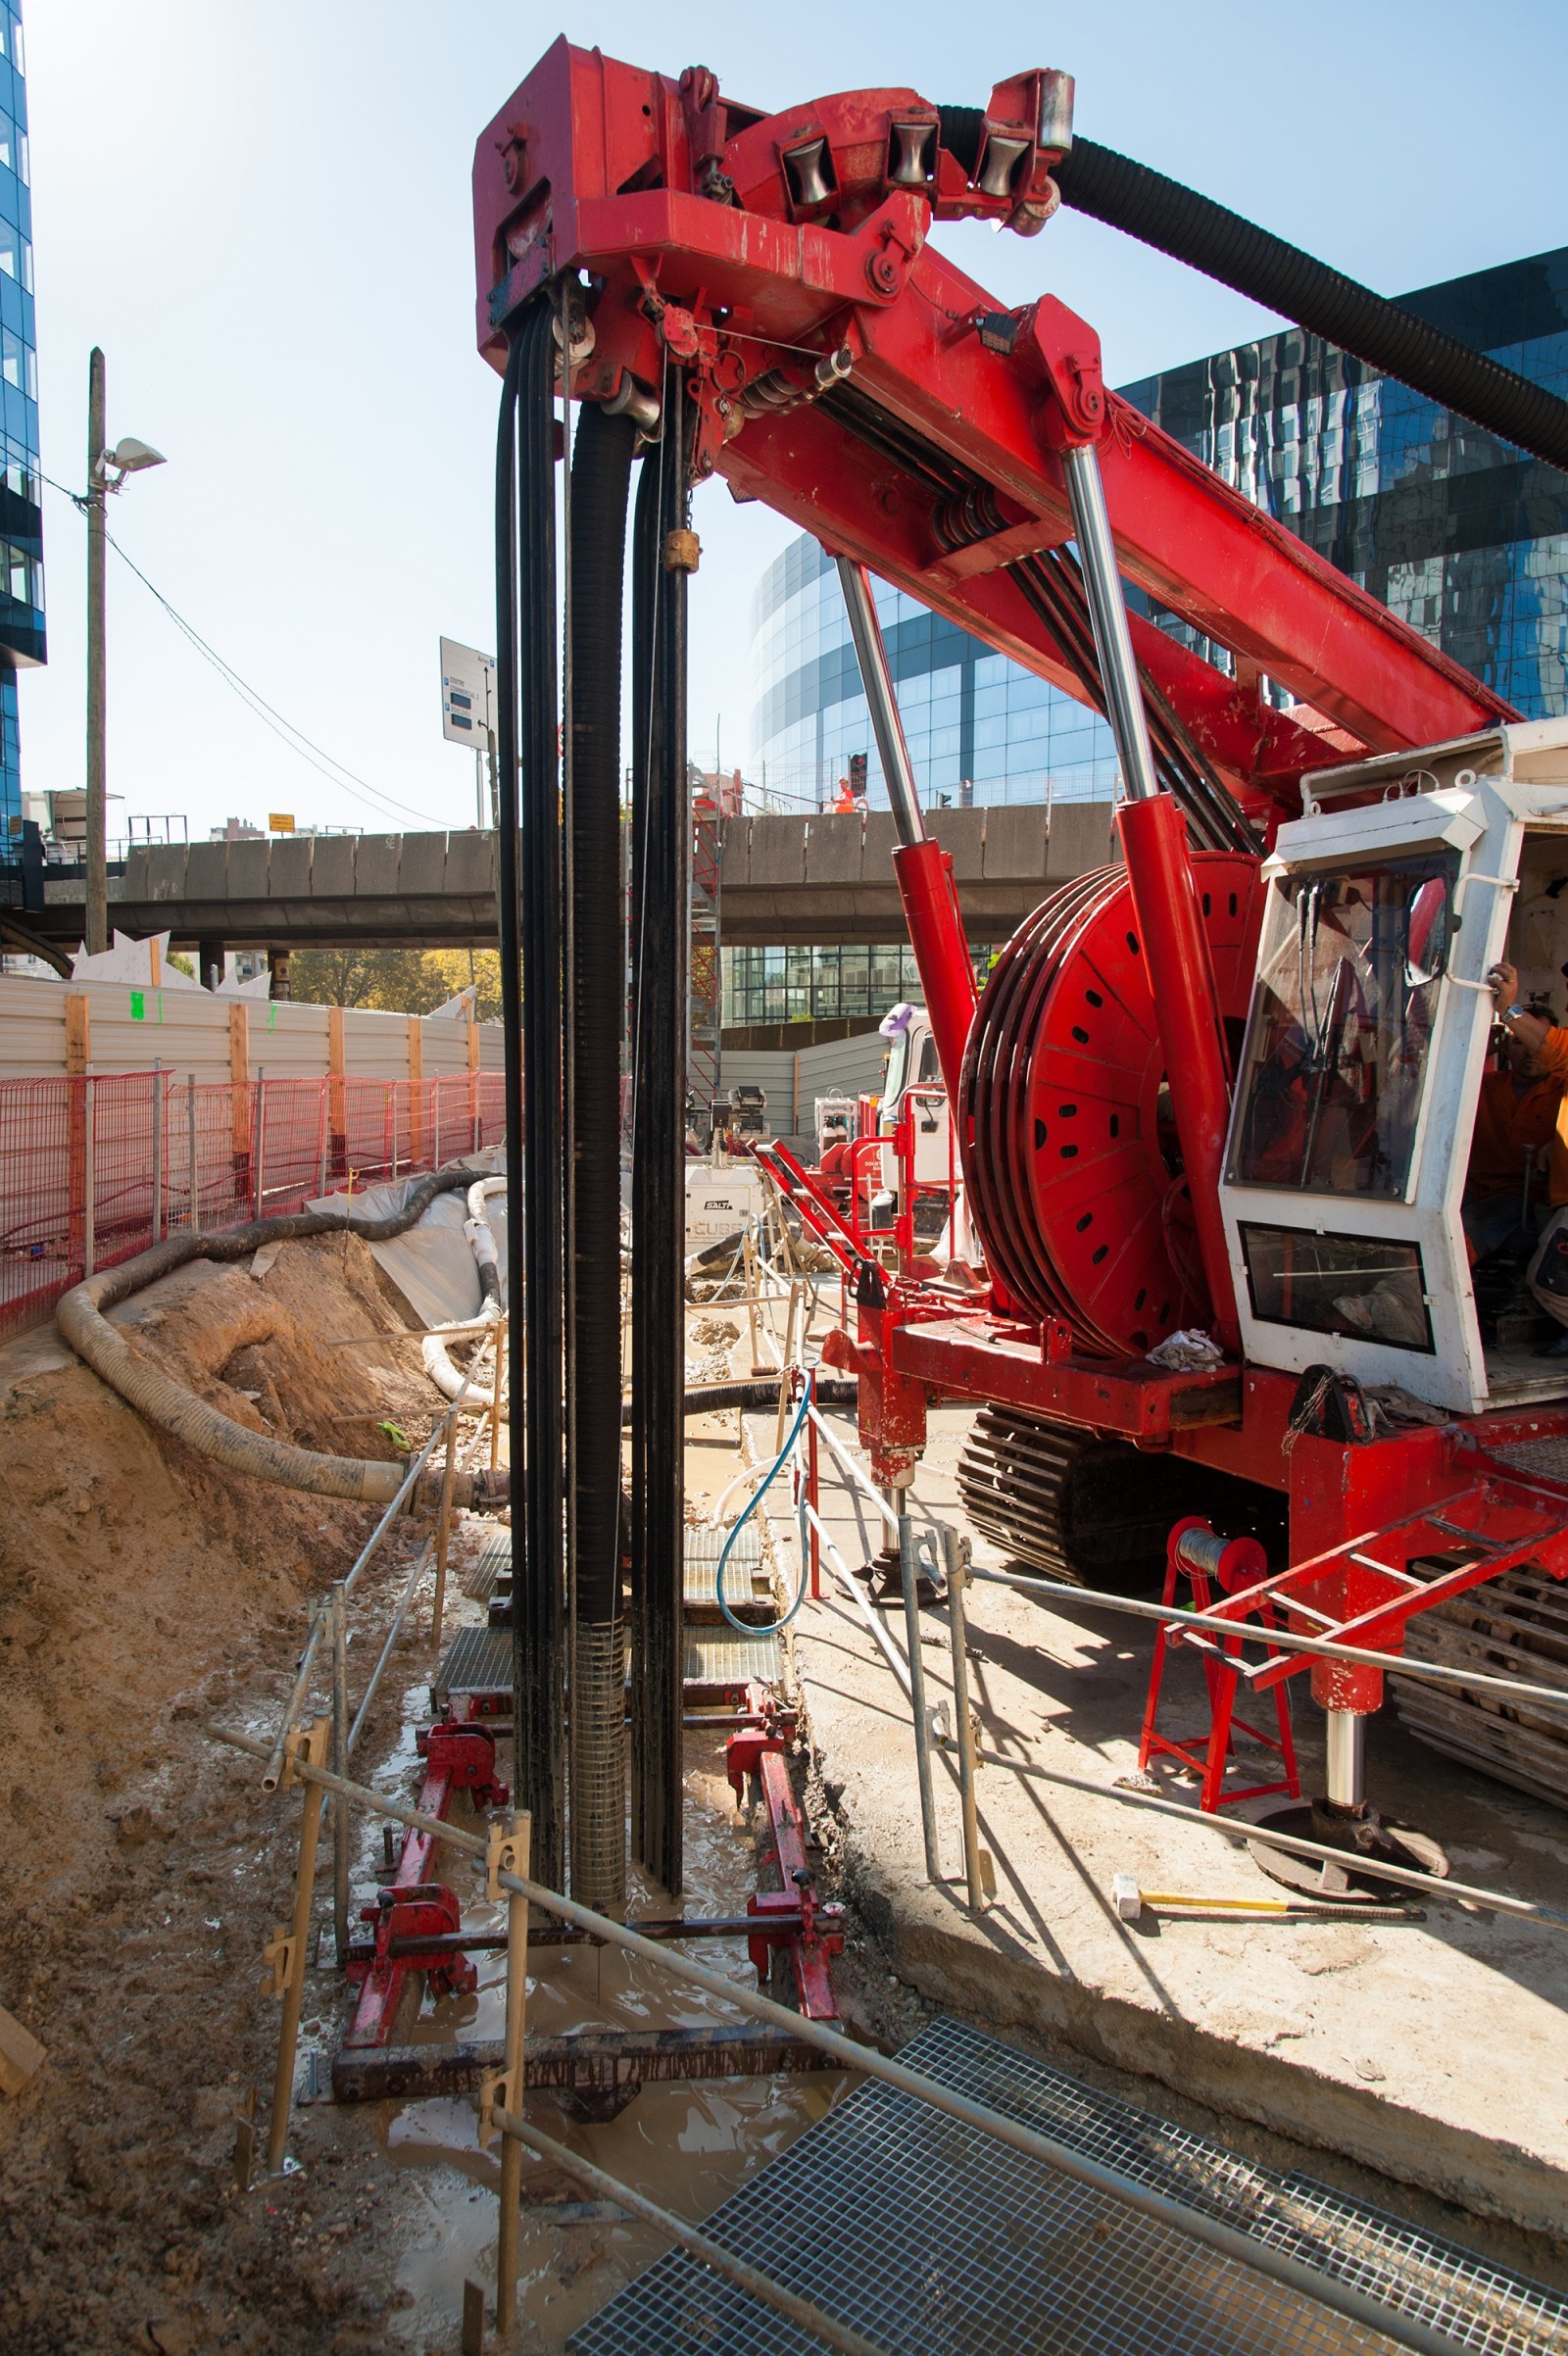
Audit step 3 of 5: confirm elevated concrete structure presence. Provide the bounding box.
[14,803,1115,954]
[718,802,1116,945]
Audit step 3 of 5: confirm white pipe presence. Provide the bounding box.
[424,1176,510,1410]
[808,1404,901,1536]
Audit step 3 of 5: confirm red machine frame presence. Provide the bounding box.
[472,44,1568,1794]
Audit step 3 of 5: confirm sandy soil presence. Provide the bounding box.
[0,1235,476,2356]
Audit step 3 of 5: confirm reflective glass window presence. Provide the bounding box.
[1228,855,1457,1199]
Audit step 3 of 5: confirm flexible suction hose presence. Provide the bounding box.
[421,1175,508,1412]
[56,1163,509,1511]
[1053,136,1568,476]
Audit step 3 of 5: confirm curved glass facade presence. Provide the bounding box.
[749,244,1568,825]
[1120,245,1568,717]
[750,542,1115,815]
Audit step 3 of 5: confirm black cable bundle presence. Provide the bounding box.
[629,371,690,1897]
[495,297,567,1888]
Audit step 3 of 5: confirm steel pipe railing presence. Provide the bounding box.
[210,1718,1477,2356]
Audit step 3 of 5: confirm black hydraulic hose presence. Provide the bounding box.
[629,372,690,1897]
[619,1376,859,1426]
[498,296,567,1889]
[567,396,637,1911]
[1054,137,1568,477]
[568,401,636,1629]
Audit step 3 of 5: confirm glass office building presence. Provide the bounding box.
[733,244,1568,1031]
[0,1,40,838]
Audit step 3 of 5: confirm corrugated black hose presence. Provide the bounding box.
[567,397,637,1909]
[1053,136,1568,477]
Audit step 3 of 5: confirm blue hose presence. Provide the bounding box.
[714,1378,815,1635]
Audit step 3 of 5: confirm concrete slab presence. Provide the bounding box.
[309,834,357,897]
[1046,799,1119,879]
[183,841,227,902]
[927,808,985,879]
[804,813,863,887]
[354,835,402,897]
[981,803,1051,881]
[734,1397,1568,2244]
[398,832,449,896]
[226,839,270,900]
[444,831,496,897]
[269,836,313,899]
[747,815,808,887]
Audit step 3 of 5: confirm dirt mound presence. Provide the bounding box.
[0,1231,465,2354]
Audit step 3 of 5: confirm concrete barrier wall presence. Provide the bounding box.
[721,1029,891,1135]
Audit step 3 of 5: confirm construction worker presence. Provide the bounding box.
[1488,964,1568,1350]
[1462,1024,1563,1259]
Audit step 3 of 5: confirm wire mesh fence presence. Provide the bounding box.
[0,1068,507,1339]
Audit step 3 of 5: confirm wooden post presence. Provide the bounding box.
[229,1002,251,1209]
[480,1811,531,2332]
[742,1225,764,1376]
[408,1016,425,1166]
[148,935,162,988]
[327,1005,347,1179]
[330,1584,350,1967]
[66,994,90,1275]
[489,1316,505,1472]
[431,1408,460,1650]
[264,1716,329,2176]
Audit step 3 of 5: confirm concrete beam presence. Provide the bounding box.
[25,807,1115,952]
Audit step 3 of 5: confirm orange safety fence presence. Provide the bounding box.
[0,1069,507,1340]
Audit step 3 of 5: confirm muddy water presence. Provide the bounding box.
[368,1697,850,2350]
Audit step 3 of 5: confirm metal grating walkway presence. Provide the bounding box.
[684,1524,769,1622]
[462,1530,512,1603]
[570,2018,1568,2356]
[1491,1435,1568,1485]
[682,1631,781,1688]
[431,1624,513,1704]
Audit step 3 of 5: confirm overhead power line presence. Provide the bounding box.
[40,470,444,831]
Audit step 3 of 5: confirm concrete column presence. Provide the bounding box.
[198,939,224,992]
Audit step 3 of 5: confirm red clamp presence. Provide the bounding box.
[416,1722,510,1809]
[349,1883,477,2002]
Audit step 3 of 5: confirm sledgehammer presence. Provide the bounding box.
[1110,1873,1423,1923]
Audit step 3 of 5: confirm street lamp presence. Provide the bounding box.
[84,346,166,957]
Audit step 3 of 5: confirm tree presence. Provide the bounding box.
[288,945,505,1018]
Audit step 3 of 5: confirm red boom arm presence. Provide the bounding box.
[473,40,1515,818]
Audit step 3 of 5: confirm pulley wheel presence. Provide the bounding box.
[961,854,1261,1354]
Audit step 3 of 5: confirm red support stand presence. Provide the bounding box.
[1139,1517,1300,1813]
[726,1685,843,2019]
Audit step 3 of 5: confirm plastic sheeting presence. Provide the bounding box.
[308,1148,508,1333]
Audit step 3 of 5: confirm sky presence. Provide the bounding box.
[20,0,1568,847]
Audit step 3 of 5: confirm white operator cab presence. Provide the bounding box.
[876,1002,953,1198]
[1217,717,1568,1416]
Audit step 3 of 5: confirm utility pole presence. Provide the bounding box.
[85,347,107,957]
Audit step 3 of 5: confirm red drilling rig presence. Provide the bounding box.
[477,40,1568,1896]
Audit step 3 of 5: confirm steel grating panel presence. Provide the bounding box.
[684,1524,770,1622]
[1492,1436,1568,1485]
[432,1624,513,1702]
[570,2018,1568,2356]
[683,1632,781,1687]
[462,1531,512,1602]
